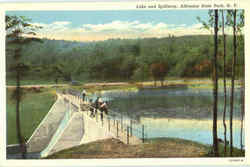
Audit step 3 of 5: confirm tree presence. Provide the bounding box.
[6,15,42,158]
[212,10,219,156]
[150,63,168,87]
[120,55,136,80]
[221,10,228,155]
[228,10,237,156]
[240,48,245,153]
[198,10,220,156]
[237,10,245,153]
[53,57,77,81]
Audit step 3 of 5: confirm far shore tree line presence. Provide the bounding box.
[6,9,244,158]
[6,30,244,85]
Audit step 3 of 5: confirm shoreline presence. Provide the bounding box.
[6,77,243,87]
[45,137,244,159]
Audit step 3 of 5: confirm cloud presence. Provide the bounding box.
[33,21,72,34]
[29,20,236,42]
[53,21,71,26]
[83,21,138,32]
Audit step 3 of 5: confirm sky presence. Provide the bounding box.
[7,10,213,42]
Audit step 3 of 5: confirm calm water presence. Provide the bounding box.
[99,87,245,148]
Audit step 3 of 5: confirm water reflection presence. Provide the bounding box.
[140,117,244,148]
[99,87,244,148]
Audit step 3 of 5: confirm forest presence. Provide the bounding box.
[6,34,244,83]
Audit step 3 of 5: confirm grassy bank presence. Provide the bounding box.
[7,87,56,144]
[46,137,209,159]
[46,137,244,159]
[206,143,245,157]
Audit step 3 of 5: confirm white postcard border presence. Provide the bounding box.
[0,1,249,167]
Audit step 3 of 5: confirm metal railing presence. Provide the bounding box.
[60,89,146,144]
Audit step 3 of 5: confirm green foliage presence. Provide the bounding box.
[6,15,43,80]
[6,35,244,83]
[150,63,168,82]
[132,64,150,81]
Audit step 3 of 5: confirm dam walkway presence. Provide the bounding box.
[21,89,145,158]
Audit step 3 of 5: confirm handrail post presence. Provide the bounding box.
[127,126,129,144]
[96,109,98,122]
[121,114,123,131]
[108,118,110,132]
[130,119,132,137]
[116,121,119,137]
[142,125,144,143]
[101,111,103,126]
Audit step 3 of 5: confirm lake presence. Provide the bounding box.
[96,86,244,148]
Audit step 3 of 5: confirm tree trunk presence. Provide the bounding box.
[222,10,227,155]
[16,67,26,159]
[240,42,245,152]
[230,9,237,156]
[213,10,219,157]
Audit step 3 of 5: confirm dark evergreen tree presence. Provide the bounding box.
[6,15,42,158]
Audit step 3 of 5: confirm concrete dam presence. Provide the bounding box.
[8,91,143,158]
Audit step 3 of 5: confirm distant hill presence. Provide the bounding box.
[6,35,244,83]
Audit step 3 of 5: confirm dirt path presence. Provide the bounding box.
[6,84,67,88]
[6,78,242,89]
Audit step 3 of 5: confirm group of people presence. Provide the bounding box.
[81,89,108,121]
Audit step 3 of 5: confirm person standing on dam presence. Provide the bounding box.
[94,97,100,115]
[89,99,95,117]
[81,89,86,102]
[95,97,100,109]
[100,101,108,115]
